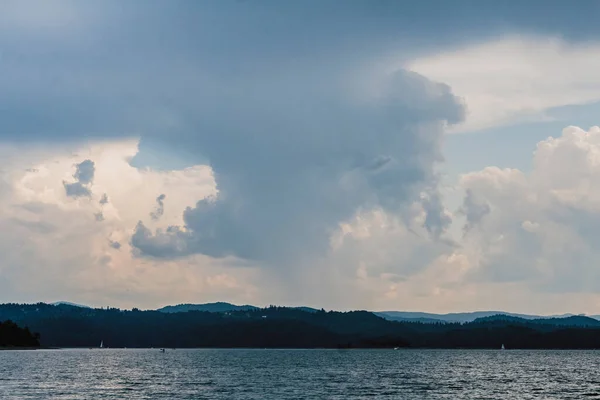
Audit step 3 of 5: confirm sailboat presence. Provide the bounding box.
[100,340,104,349]
[501,344,505,350]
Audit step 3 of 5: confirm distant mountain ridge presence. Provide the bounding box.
[157,302,320,314]
[157,302,258,313]
[3,303,600,349]
[154,303,586,322]
[376,311,580,323]
[46,301,594,323]
[473,314,600,327]
[51,301,91,309]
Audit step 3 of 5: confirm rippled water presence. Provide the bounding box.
[1,349,600,399]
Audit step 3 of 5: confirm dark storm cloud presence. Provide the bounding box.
[131,70,464,262]
[1,1,599,142]
[4,1,598,264]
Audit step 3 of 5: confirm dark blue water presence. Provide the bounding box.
[1,349,599,399]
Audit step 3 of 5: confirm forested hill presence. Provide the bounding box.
[157,302,258,313]
[2,303,600,349]
[472,314,600,327]
[0,320,40,348]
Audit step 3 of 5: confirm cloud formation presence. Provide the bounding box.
[132,70,464,263]
[458,126,600,291]
[458,189,491,233]
[63,159,95,198]
[5,2,600,313]
[409,36,600,132]
[4,125,600,313]
[150,194,166,220]
[0,139,236,308]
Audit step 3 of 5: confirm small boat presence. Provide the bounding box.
[159,348,165,353]
[100,340,104,349]
[393,347,399,350]
[501,344,505,350]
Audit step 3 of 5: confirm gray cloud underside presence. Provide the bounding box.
[63,181,91,198]
[150,194,166,220]
[63,159,95,198]
[4,1,597,266]
[132,70,464,262]
[1,1,599,142]
[459,189,491,233]
[73,159,95,184]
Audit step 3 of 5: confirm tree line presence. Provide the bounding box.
[2,303,600,349]
[0,320,40,348]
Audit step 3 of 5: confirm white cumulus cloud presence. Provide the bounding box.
[0,139,261,309]
[408,36,600,132]
[457,126,600,293]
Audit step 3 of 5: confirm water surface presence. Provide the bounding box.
[1,349,599,399]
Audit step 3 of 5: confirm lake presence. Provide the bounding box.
[1,349,598,399]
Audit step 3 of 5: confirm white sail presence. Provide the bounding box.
[100,340,104,348]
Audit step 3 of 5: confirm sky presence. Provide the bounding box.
[3,0,600,314]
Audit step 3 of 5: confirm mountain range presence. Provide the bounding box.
[49,301,598,323]
[157,302,320,314]
[5,302,600,349]
[374,311,582,323]
[4,302,600,349]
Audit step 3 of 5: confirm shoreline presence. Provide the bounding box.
[6,346,600,351]
[0,347,58,351]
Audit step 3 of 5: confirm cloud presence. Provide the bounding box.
[73,159,95,184]
[3,3,600,144]
[408,36,600,132]
[457,126,600,291]
[0,139,259,308]
[63,159,95,198]
[150,194,166,220]
[6,2,600,312]
[131,69,464,263]
[94,193,110,221]
[458,189,491,233]
[63,181,91,198]
[131,222,187,258]
[421,190,453,239]
[5,130,600,313]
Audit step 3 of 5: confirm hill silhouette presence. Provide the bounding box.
[157,302,258,313]
[473,314,600,326]
[376,310,578,323]
[157,302,320,314]
[2,303,600,349]
[0,320,40,348]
